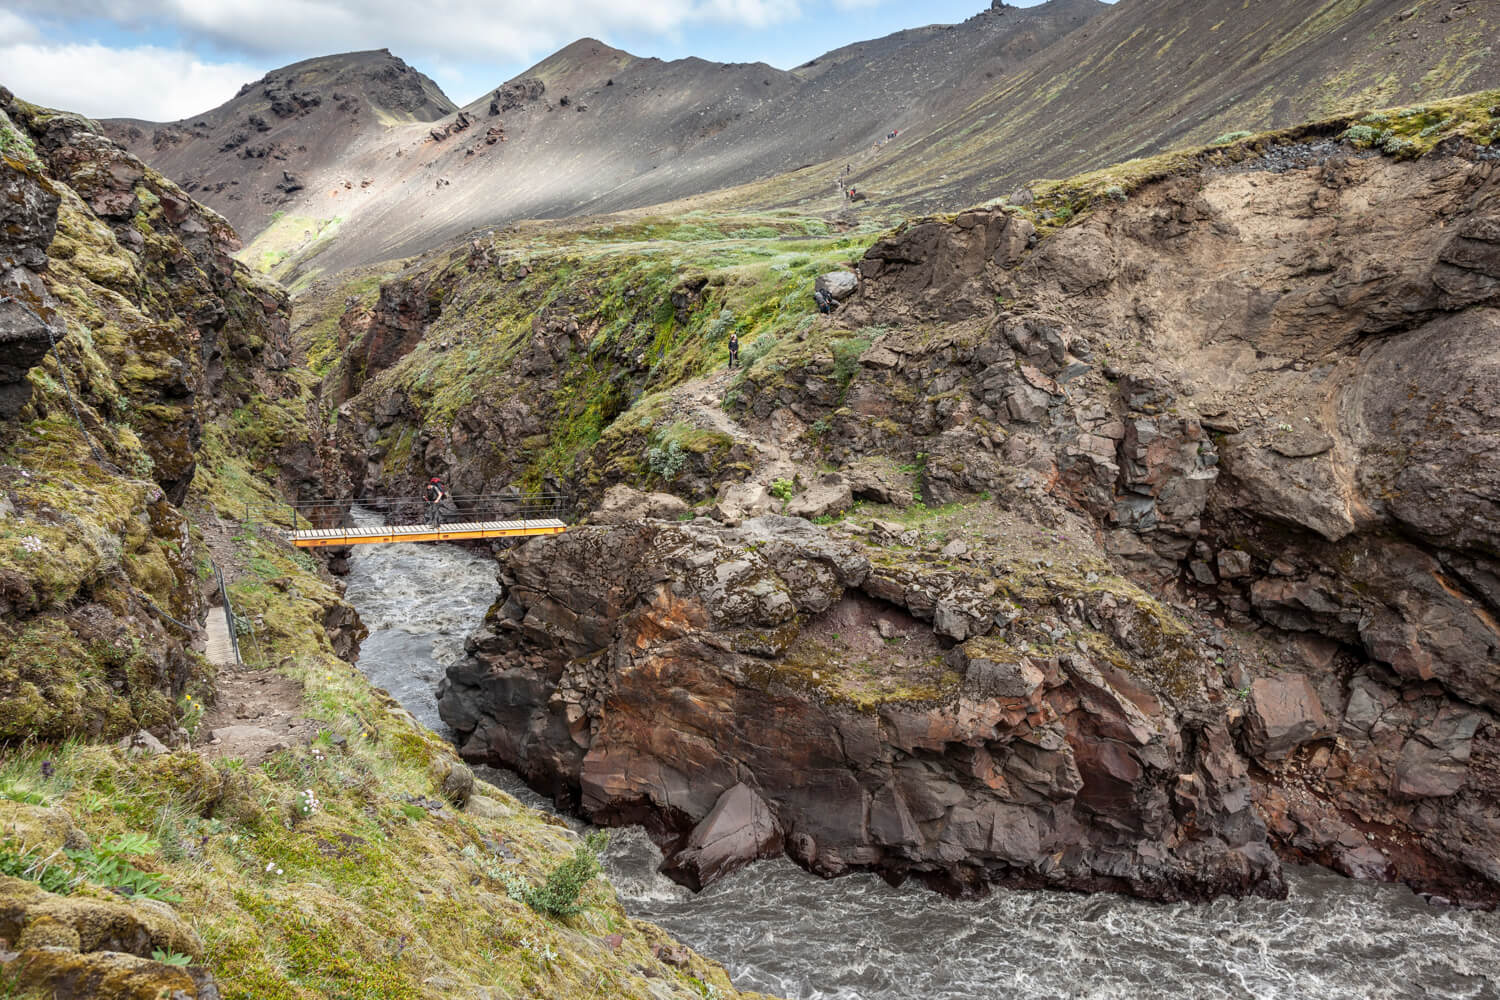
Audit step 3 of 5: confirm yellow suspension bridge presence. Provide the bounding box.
[267,493,569,548]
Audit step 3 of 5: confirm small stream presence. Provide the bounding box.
[340,519,1500,1000]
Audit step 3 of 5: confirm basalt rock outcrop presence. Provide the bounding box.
[334,275,444,400]
[732,138,1500,904]
[8,92,295,501]
[434,136,1500,905]
[0,152,61,419]
[441,511,1283,901]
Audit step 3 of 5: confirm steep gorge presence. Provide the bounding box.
[306,98,1500,907]
[3,14,1500,998]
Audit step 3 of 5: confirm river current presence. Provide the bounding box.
[340,519,1500,1000]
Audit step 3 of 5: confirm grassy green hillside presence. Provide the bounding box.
[0,92,769,1000]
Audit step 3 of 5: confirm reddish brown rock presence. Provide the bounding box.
[1243,674,1333,761]
[441,516,1283,902]
[661,782,783,890]
[1392,706,1483,800]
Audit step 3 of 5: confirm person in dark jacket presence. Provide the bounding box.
[424,476,448,526]
[727,332,740,368]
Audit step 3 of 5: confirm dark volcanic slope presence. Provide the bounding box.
[105,49,456,236]
[645,0,1109,191]
[320,1,1102,273]
[852,0,1500,211]
[108,0,1500,276]
[112,1,1102,272]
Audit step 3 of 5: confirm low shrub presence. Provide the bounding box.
[519,831,608,919]
[1341,124,1382,148]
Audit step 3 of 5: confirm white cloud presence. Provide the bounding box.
[0,9,41,45]
[0,0,827,118]
[0,41,261,120]
[696,0,803,29]
[5,0,807,63]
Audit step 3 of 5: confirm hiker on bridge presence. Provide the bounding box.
[424,476,449,526]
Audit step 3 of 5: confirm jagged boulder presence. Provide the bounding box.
[591,484,689,525]
[1242,674,1333,760]
[815,270,859,301]
[1392,706,1484,800]
[661,782,783,890]
[783,475,852,520]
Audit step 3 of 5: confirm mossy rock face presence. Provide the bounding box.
[15,913,81,950]
[2,90,771,1000]
[0,873,202,955]
[1,946,200,1000]
[0,616,132,741]
[0,89,296,745]
[305,218,874,507]
[0,801,84,855]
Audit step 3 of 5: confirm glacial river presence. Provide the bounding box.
[341,521,1500,1000]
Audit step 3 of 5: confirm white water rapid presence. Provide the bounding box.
[339,521,1500,1000]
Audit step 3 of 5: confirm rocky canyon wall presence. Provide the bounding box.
[440,133,1500,905]
[0,88,296,740]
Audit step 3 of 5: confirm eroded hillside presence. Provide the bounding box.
[103,0,1500,284]
[304,93,1500,906]
[106,49,456,237]
[849,0,1500,213]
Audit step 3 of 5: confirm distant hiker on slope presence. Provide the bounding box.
[727,331,740,368]
[814,288,835,314]
[424,476,449,526]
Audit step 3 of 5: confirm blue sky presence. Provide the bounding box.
[0,1,1088,121]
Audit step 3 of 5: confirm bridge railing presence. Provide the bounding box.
[245,492,572,533]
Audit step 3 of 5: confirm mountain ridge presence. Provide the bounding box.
[98,0,1500,281]
[839,0,1500,212]
[101,0,1105,275]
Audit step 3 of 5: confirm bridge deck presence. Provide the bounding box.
[290,518,567,547]
[203,606,238,666]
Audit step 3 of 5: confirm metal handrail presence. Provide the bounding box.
[213,561,242,666]
[245,492,572,532]
[139,593,194,634]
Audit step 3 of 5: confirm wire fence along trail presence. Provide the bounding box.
[245,493,572,542]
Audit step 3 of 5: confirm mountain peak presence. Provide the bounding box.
[228,49,456,124]
[521,37,640,89]
[102,48,457,235]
